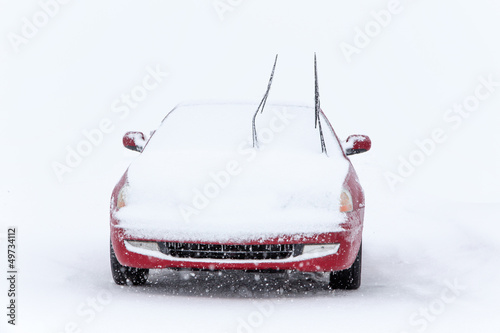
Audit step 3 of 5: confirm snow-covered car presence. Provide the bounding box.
[110,56,371,289]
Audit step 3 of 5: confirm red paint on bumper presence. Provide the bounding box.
[110,214,362,273]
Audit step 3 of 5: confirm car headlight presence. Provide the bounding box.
[117,184,129,210]
[339,188,353,212]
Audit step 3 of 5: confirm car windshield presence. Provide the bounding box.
[145,103,344,157]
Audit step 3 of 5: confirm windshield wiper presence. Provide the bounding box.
[252,54,278,148]
[314,53,327,154]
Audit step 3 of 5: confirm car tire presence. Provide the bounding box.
[329,242,362,290]
[110,240,149,286]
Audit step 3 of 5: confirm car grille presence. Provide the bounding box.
[157,242,303,260]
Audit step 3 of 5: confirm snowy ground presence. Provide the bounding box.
[1,1,500,332]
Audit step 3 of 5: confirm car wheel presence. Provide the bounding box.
[110,240,149,286]
[329,242,362,290]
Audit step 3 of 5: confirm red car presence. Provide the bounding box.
[110,56,371,289]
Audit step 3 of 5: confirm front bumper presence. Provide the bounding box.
[110,225,362,272]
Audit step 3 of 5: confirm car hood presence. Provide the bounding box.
[115,104,351,242]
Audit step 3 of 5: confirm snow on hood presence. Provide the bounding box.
[115,103,350,242]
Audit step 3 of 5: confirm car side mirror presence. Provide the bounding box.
[123,131,146,152]
[345,135,371,156]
